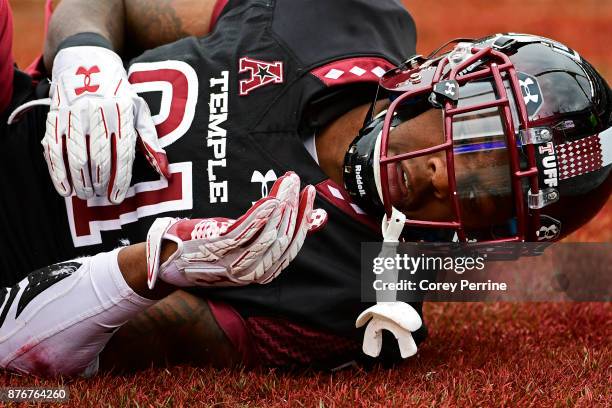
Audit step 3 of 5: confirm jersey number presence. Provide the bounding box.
[66,61,199,247]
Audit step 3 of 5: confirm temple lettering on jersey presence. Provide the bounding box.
[207,71,230,203]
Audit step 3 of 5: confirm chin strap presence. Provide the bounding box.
[356,208,424,359]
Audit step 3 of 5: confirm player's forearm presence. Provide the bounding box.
[43,0,125,71]
[44,0,215,71]
[118,242,177,300]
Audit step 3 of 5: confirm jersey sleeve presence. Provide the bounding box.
[271,0,417,68]
[0,0,14,114]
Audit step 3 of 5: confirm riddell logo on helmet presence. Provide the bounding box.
[355,165,366,196]
[538,142,559,188]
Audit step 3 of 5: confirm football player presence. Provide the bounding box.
[1,0,611,376]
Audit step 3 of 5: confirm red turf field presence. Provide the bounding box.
[3,1,611,406]
[1,302,610,406]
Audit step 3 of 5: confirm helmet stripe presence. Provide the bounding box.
[556,127,612,180]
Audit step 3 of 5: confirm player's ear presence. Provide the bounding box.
[427,156,449,200]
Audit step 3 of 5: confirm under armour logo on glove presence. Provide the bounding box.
[74,66,101,95]
[146,172,328,288]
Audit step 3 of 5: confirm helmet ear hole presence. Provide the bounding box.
[343,120,386,216]
[427,157,449,200]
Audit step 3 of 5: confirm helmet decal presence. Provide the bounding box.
[537,215,562,242]
[536,141,559,188]
[517,72,543,118]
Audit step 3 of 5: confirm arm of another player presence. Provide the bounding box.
[44,0,221,69]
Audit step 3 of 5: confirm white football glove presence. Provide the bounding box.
[355,302,422,359]
[146,172,327,288]
[37,46,169,203]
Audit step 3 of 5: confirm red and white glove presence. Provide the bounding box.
[39,46,169,203]
[146,172,327,288]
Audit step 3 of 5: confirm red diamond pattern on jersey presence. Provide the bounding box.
[311,57,395,87]
[556,135,604,180]
[315,180,380,233]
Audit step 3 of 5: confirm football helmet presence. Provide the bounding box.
[344,33,612,243]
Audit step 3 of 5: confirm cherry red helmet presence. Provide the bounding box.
[344,33,612,243]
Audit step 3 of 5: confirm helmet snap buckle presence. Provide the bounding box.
[528,188,559,209]
[518,127,553,145]
[409,73,422,84]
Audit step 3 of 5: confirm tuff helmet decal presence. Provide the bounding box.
[343,33,612,243]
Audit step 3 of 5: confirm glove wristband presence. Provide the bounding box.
[57,32,113,52]
[145,217,179,289]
